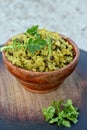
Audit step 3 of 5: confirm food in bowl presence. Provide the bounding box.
[1,25,74,72]
[1,25,80,93]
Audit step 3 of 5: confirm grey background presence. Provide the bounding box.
[0,0,87,51]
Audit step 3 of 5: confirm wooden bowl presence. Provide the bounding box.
[2,35,80,93]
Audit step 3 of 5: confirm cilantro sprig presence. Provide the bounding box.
[42,99,79,128]
[26,25,39,36]
[26,25,41,38]
[25,25,47,54]
[26,38,47,54]
[0,25,52,55]
[0,39,24,52]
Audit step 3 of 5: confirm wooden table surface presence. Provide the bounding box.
[0,50,87,130]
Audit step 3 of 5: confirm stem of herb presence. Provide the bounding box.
[46,35,52,58]
[0,44,25,52]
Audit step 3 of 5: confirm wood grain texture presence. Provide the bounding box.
[0,50,87,130]
[0,51,85,121]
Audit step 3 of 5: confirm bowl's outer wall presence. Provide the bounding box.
[2,35,80,93]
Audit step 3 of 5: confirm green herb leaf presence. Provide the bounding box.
[42,99,79,128]
[62,120,71,128]
[27,38,47,54]
[26,25,39,36]
[35,33,41,38]
[42,106,55,122]
[49,117,58,124]
[12,39,22,50]
[52,100,63,114]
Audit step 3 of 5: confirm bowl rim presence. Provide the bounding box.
[2,33,80,75]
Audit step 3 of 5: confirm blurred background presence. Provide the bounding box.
[0,0,87,51]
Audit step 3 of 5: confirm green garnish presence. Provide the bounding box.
[26,38,47,54]
[26,25,39,36]
[0,25,52,55]
[0,39,24,52]
[42,99,79,128]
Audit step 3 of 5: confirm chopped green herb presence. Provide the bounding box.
[0,39,24,52]
[26,25,39,36]
[42,99,79,128]
[42,106,55,122]
[27,38,47,54]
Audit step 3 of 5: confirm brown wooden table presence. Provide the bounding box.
[0,49,87,130]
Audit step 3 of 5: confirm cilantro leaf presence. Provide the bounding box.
[42,99,79,128]
[42,106,55,122]
[26,25,39,36]
[52,99,63,114]
[62,120,71,127]
[27,38,47,54]
[49,117,58,124]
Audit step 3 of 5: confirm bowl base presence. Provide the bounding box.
[22,84,60,93]
[17,79,64,93]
